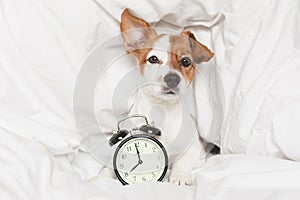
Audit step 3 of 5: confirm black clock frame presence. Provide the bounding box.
[113,134,168,185]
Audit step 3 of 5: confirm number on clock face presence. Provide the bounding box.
[114,135,167,184]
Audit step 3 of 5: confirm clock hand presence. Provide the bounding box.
[130,162,140,172]
[130,159,143,172]
[130,144,143,173]
[134,143,142,162]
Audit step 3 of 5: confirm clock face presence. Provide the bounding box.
[113,134,168,185]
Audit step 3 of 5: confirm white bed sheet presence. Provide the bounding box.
[1,0,300,199]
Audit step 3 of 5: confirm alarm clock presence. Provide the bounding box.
[109,115,168,185]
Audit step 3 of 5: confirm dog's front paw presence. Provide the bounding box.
[169,173,193,186]
[99,167,115,179]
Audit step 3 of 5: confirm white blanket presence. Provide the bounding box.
[1,0,300,199]
[2,129,300,199]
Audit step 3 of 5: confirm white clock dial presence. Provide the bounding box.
[113,135,168,184]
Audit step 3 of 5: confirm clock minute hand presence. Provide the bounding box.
[130,143,143,172]
[134,143,142,161]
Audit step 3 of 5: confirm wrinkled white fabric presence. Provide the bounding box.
[1,0,300,199]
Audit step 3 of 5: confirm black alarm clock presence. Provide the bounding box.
[109,115,168,185]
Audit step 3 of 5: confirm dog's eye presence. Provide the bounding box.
[148,55,160,64]
[181,57,192,67]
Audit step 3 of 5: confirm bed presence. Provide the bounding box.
[1,0,300,199]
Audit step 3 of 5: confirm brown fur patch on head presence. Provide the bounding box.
[168,32,214,83]
[181,30,214,63]
[135,34,166,75]
[169,35,196,83]
[136,48,151,75]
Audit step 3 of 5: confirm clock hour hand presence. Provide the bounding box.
[130,159,143,172]
[130,162,140,172]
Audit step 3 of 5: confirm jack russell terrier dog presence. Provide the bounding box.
[102,9,214,185]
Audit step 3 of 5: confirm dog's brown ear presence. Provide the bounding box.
[181,30,214,64]
[120,9,157,53]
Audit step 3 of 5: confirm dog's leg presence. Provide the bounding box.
[169,137,206,185]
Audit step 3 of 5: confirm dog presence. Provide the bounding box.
[101,9,214,185]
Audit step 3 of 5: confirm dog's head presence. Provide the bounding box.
[120,9,214,100]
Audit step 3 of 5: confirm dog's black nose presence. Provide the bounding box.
[164,73,180,88]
